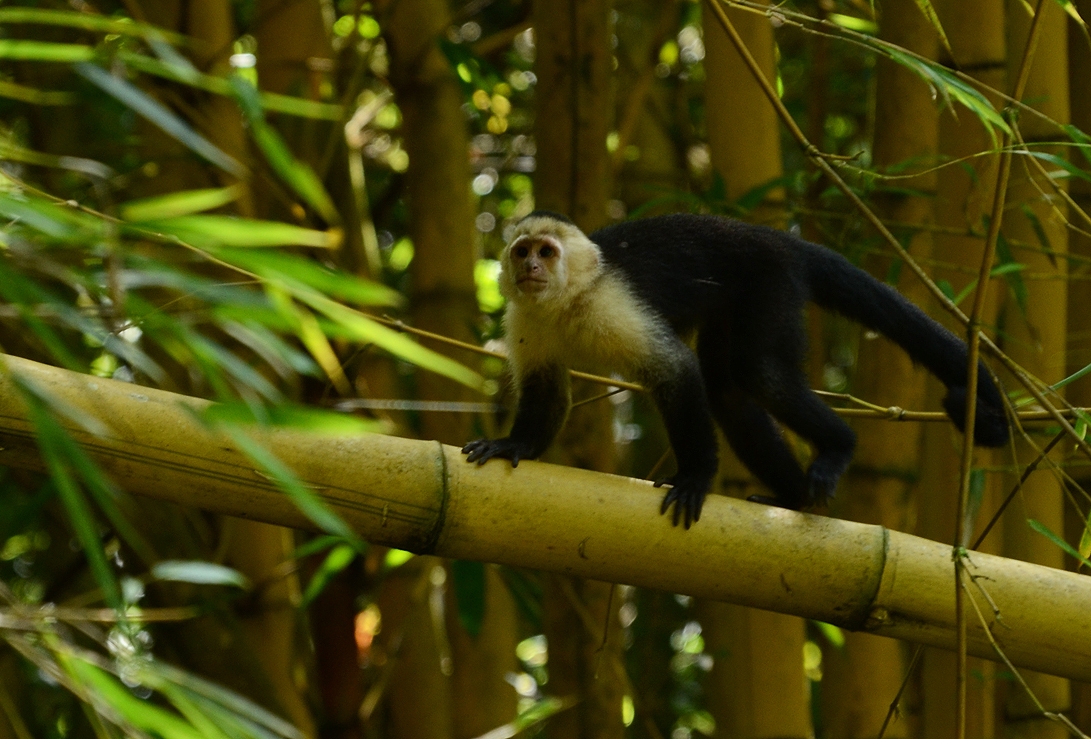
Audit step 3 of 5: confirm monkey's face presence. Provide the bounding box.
[507,236,563,297]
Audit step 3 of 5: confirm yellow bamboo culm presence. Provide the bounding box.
[0,354,1089,681]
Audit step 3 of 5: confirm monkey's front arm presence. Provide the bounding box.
[462,364,571,467]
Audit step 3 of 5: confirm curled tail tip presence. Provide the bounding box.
[942,386,1010,447]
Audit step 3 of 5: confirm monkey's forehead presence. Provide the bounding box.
[509,215,587,244]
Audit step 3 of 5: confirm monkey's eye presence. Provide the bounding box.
[514,245,529,259]
[538,244,555,258]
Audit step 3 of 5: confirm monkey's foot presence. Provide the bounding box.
[461,438,537,467]
[654,476,710,529]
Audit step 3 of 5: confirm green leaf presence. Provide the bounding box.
[120,187,243,222]
[1063,124,1091,166]
[883,46,1009,145]
[1051,361,1091,391]
[995,234,1029,317]
[1028,518,1091,569]
[15,379,121,609]
[0,191,103,242]
[300,544,357,607]
[118,51,343,120]
[812,620,846,649]
[908,0,954,60]
[1019,203,1057,268]
[294,290,485,391]
[1021,149,1091,185]
[451,560,486,637]
[65,658,205,739]
[0,39,95,62]
[75,63,245,177]
[136,215,338,248]
[219,426,362,544]
[212,248,403,307]
[201,402,387,435]
[1079,507,1091,570]
[229,76,340,224]
[152,560,252,589]
[138,661,304,739]
[0,78,76,105]
[0,8,187,42]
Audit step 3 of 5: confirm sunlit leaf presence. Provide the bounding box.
[230,76,340,224]
[294,290,485,391]
[828,13,877,33]
[213,247,404,307]
[300,544,357,606]
[152,560,252,589]
[0,8,187,43]
[266,287,351,395]
[136,215,338,248]
[0,39,95,62]
[119,51,343,120]
[75,63,245,177]
[812,620,845,649]
[202,402,387,435]
[120,187,243,222]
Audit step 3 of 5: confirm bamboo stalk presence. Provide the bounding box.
[0,354,1089,681]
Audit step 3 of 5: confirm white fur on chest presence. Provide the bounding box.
[505,270,661,377]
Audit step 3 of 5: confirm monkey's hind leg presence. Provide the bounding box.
[707,387,811,509]
[743,362,857,506]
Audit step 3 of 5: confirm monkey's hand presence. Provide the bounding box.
[654,474,712,529]
[461,438,538,468]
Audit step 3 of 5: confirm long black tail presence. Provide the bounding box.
[801,242,1009,447]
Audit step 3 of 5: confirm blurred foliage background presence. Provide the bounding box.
[0,0,1090,738]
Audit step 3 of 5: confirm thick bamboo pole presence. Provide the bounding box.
[1,354,1089,681]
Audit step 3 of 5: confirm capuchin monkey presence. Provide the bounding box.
[462,212,1009,528]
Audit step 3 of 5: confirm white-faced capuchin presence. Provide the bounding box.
[462,212,1009,528]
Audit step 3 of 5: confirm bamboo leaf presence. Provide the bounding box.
[202,401,387,435]
[16,378,122,609]
[0,79,76,105]
[213,247,404,307]
[1022,149,1091,184]
[136,215,338,248]
[1051,361,1091,391]
[1054,0,1091,46]
[75,63,245,177]
[995,234,1029,317]
[1079,507,1091,570]
[1028,518,1091,569]
[0,8,187,43]
[120,187,243,222]
[219,425,361,544]
[294,290,486,391]
[0,39,96,62]
[909,0,954,60]
[118,51,343,120]
[152,560,252,590]
[140,662,303,739]
[64,657,205,739]
[230,76,340,224]
[1020,203,1058,268]
[300,544,357,607]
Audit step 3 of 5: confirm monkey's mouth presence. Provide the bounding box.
[516,277,548,293]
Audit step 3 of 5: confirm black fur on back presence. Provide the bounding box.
[588,214,1009,447]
